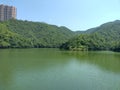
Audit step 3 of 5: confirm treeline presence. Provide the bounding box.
[60,20,120,52]
[1,19,120,51]
[0,23,36,48]
[0,19,75,48]
[60,33,120,51]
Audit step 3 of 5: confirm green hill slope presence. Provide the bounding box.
[0,19,75,48]
[86,20,120,39]
[60,20,120,51]
[0,23,32,48]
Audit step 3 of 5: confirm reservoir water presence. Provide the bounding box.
[0,48,120,90]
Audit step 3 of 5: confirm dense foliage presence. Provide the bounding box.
[1,19,120,51]
[0,19,75,48]
[60,20,120,51]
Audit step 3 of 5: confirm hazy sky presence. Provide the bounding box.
[1,0,120,31]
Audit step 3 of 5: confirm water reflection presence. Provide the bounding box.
[0,49,120,90]
[61,51,120,73]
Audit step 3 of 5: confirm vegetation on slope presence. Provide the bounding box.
[60,20,120,51]
[0,19,75,48]
[0,23,35,48]
[1,19,120,51]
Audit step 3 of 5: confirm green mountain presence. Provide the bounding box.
[0,19,75,48]
[60,20,120,51]
[1,19,120,51]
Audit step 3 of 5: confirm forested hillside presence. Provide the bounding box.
[60,20,120,51]
[1,19,120,51]
[0,19,75,48]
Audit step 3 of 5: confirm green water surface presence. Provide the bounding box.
[0,48,120,90]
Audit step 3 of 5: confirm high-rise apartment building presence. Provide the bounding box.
[0,4,16,21]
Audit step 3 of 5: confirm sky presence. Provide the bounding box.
[1,0,120,31]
